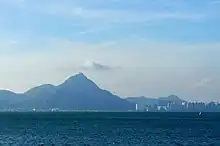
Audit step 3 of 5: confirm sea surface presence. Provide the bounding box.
[0,112,220,146]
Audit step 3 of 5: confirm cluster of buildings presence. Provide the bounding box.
[139,101,220,112]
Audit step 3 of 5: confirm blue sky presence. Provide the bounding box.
[0,0,220,101]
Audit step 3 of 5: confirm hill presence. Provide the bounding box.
[125,95,186,110]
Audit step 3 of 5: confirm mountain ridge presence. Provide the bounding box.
[0,73,134,111]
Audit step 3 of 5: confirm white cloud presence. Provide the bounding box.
[81,61,117,71]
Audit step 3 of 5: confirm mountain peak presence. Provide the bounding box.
[76,72,87,78]
[65,72,87,82]
[167,95,180,100]
[61,72,99,90]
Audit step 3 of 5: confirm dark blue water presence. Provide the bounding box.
[0,112,220,146]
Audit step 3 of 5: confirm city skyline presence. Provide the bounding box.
[0,72,220,111]
[0,0,220,102]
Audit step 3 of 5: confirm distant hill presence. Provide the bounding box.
[158,95,186,105]
[125,95,186,110]
[125,96,157,110]
[0,73,134,111]
[0,90,27,109]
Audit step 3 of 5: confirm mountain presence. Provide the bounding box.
[0,73,134,111]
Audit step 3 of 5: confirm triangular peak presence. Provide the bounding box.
[76,72,87,77]
[60,72,99,89]
[68,72,88,80]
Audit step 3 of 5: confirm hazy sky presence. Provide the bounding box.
[0,0,220,102]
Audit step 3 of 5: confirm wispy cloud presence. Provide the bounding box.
[3,0,206,24]
[154,12,206,20]
[46,6,206,23]
[193,78,212,88]
[79,28,104,35]
[9,40,19,44]
[99,41,117,47]
[210,0,220,4]
[79,29,96,35]
[80,61,120,71]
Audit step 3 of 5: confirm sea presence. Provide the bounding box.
[0,112,220,146]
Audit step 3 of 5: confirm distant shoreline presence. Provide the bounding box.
[1,111,220,113]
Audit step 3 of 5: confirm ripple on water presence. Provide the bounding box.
[0,112,220,145]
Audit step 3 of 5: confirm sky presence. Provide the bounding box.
[0,0,220,102]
